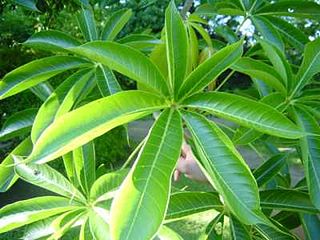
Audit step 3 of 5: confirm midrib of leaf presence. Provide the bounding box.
[124,109,174,240]
[186,104,297,137]
[290,50,320,99]
[186,121,262,223]
[166,11,175,95]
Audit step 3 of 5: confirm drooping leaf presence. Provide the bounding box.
[70,42,169,96]
[256,1,320,19]
[23,30,82,52]
[0,109,37,141]
[77,6,98,41]
[166,192,223,221]
[178,40,243,99]
[165,1,189,96]
[0,56,91,99]
[73,141,96,194]
[230,215,252,240]
[251,16,284,51]
[27,91,168,163]
[294,106,320,209]
[101,9,132,41]
[0,196,79,233]
[265,16,308,51]
[96,64,121,96]
[14,159,86,203]
[231,57,286,93]
[0,138,32,192]
[291,38,320,97]
[90,169,128,203]
[253,154,287,187]
[182,111,264,225]
[110,109,183,240]
[260,190,319,214]
[183,92,303,139]
[31,68,95,143]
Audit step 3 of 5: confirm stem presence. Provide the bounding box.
[121,138,146,170]
[215,70,235,91]
[180,0,193,19]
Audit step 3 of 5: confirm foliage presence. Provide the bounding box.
[1,0,320,239]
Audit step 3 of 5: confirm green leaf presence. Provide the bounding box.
[251,16,284,51]
[260,190,319,214]
[294,106,320,209]
[230,215,252,240]
[0,138,32,192]
[178,40,243,99]
[23,215,59,240]
[89,208,110,239]
[183,92,303,139]
[23,30,81,52]
[80,218,92,240]
[255,221,296,240]
[70,41,169,96]
[96,64,121,96]
[259,39,292,87]
[90,169,128,203]
[215,25,238,43]
[291,38,320,97]
[256,1,320,19]
[73,141,96,195]
[15,0,39,11]
[189,22,213,47]
[253,154,287,187]
[182,111,264,225]
[15,159,86,203]
[301,214,320,240]
[0,109,37,141]
[118,34,161,51]
[186,24,199,72]
[110,109,183,240]
[30,82,54,101]
[77,6,98,41]
[0,56,91,100]
[0,196,79,233]
[265,16,308,51]
[165,1,189,96]
[62,152,78,187]
[166,192,223,221]
[27,91,168,163]
[196,3,245,16]
[231,57,286,93]
[101,9,132,41]
[31,68,95,143]
[156,225,183,240]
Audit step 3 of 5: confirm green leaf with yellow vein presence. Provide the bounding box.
[110,109,183,240]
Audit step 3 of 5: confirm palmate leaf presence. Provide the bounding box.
[110,109,183,240]
[165,1,188,96]
[0,138,32,192]
[0,108,37,141]
[0,196,79,233]
[73,141,96,195]
[70,42,169,96]
[31,68,95,143]
[178,40,243,99]
[256,1,320,19]
[294,106,320,209]
[23,30,81,52]
[182,111,264,225]
[101,9,132,41]
[27,91,168,163]
[0,56,91,99]
[166,192,223,221]
[183,92,303,139]
[14,159,86,203]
